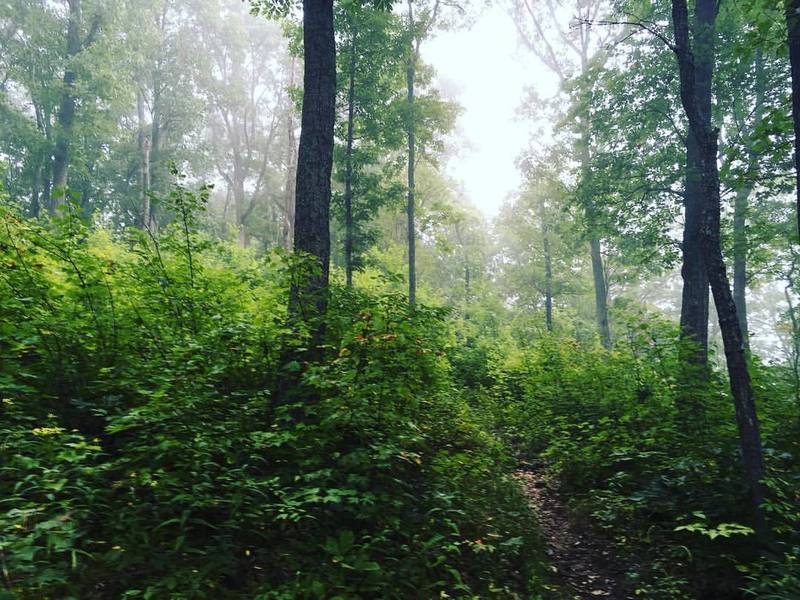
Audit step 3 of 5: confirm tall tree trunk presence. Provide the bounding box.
[406,0,417,306]
[544,230,553,333]
[783,263,800,415]
[679,0,715,371]
[148,71,163,230]
[282,59,298,251]
[733,183,750,349]
[589,235,610,347]
[671,0,768,541]
[787,0,800,241]
[733,49,765,351]
[234,171,247,247]
[289,0,336,321]
[579,122,611,348]
[51,0,82,211]
[137,90,151,230]
[31,162,42,218]
[283,120,297,250]
[344,29,357,288]
[574,21,612,348]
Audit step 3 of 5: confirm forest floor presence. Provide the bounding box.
[516,464,632,600]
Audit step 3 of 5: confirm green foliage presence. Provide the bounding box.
[0,194,546,598]
[482,311,800,598]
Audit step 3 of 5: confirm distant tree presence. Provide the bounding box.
[334,4,405,286]
[511,0,619,347]
[787,0,800,240]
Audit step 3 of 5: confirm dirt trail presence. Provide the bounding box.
[517,466,632,600]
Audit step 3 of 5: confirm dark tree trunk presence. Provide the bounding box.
[671,0,768,541]
[589,235,610,348]
[680,133,710,368]
[679,0,715,370]
[406,0,417,306]
[289,0,336,321]
[787,0,800,241]
[51,0,82,210]
[344,30,357,288]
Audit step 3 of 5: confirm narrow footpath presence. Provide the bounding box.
[517,466,632,600]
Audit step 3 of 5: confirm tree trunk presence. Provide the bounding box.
[787,0,800,241]
[234,172,247,247]
[406,0,417,306]
[732,183,750,349]
[51,0,82,210]
[589,235,610,348]
[783,266,800,414]
[31,162,42,218]
[701,133,768,542]
[578,117,611,348]
[137,90,151,230]
[680,132,711,368]
[733,50,764,354]
[344,29,357,288]
[544,231,553,333]
[282,59,298,251]
[671,0,768,542]
[678,0,716,370]
[289,0,336,321]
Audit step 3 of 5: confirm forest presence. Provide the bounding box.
[0,0,799,598]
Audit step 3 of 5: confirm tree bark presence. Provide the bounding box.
[406,0,417,306]
[580,122,611,348]
[137,90,151,230]
[289,0,336,321]
[787,0,800,241]
[589,235,610,347]
[671,0,768,541]
[678,0,716,370]
[544,231,553,333]
[51,0,82,210]
[733,49,765,352]
[344,29,357,288]
[282,59,298,251]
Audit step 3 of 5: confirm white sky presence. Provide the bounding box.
[423,5,558,218]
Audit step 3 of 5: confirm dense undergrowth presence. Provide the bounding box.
[473,316,800,599]
[2,187,799,600]
[0,195,547,599]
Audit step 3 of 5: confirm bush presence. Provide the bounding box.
[0,201,547,598]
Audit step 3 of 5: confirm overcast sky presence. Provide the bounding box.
[422,5,559,218]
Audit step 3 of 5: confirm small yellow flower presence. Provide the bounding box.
[32,427,64,436]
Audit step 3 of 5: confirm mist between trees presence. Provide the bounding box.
[0,0,799,598]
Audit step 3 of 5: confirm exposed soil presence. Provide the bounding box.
[517,465,633,600]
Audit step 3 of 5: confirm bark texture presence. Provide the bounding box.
[671,0,768,541]
[344,30,357,288]
[289,0,336,321]
[788,0,800,241]
[733,49,765,351]
[406,0,417,306]
[678,0,715,369]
